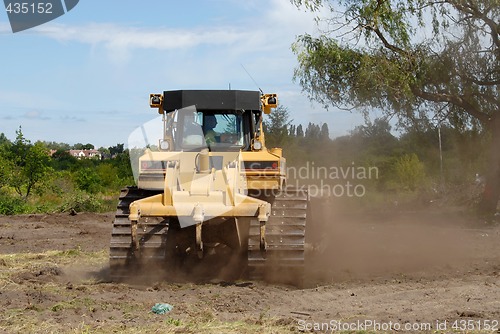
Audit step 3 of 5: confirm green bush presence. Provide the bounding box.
[74,169,102,194]
[0,194,29,215]
[393,153,426,191]
[96,163,122,191]
[58,191,104,213]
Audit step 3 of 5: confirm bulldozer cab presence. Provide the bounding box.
[129,90,283,191]
[151,90,270,154]
[174,110,247,152]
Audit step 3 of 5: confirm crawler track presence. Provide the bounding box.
[109,187,169,279]
[247,188,308,286]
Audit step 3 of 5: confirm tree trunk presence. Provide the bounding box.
[479,114,500,214]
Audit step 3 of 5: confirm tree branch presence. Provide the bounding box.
[447,0,500,49]
[363,25,410,57]
[410,85,491,124]
[465,77,500,86]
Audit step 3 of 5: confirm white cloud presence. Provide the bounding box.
[32,22,257,64]
[0,22,11,34]
[23,110,54,121]
[23,0,326,83]
[30,0,323,52]
[33,23,251,50]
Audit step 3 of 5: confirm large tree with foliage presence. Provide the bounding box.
[8,128,52,199]
[291,0,499,212]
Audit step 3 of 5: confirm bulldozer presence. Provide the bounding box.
[110,90,308,285]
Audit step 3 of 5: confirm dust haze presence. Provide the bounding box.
[305,197,499,285]
[103,198,499,288]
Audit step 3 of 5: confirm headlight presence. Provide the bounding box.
[253,140,262,150]
[159,140,170,151]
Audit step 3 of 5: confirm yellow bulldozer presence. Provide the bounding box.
[110,90,308,285]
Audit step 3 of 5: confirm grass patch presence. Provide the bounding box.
[2,303,295,334]
[0,248,107,285]
[0,248,298,334]
[0,248,107,267]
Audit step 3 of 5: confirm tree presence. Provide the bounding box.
[0,133,10,146]
[111,149,134,182]
[43,141,71,151]
[320,123,330,141]
[263,105,292,147]
[109,143,125,156]
[292,0,499,213]
[351,118,398,156]
[51,149,79,170]
[8,128,52,198]
[73,143,94,150]
[305,122,320,140]
[296,124,304,137]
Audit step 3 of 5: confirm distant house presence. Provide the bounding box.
[68,149,102,160]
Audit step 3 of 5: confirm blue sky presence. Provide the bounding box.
[0,0,367,148]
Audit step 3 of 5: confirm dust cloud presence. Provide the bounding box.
[100,200,497,288]
[33,206,496,289]
[305,197,498,285]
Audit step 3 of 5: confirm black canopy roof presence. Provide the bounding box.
[163,90,260,112]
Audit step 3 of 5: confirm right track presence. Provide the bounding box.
[247,188,308,286]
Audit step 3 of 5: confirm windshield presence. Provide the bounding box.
[200,112,243,148]
[128,107,247,152]
[178,111,244,151]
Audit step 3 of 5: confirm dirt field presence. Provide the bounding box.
[0,207,499,333]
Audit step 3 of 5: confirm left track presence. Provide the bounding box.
[109,186,169,280]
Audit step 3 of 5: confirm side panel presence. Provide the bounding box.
[240,150,286,191]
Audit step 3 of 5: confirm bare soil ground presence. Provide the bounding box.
[0,207,499,333]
